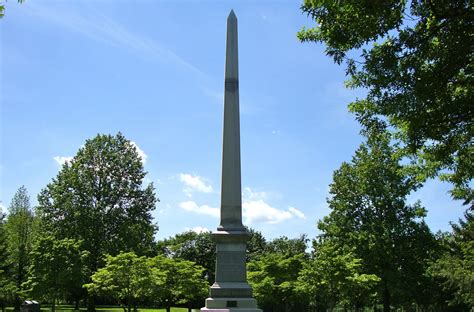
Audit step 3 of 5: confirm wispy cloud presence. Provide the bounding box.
[179,173,214,197]
[24,3,210,82]
[288,206,306,219]
[53,156,73,166]
[179,200,219,218]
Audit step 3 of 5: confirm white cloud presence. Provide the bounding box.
[243,200,292,224]
[179,201,219,218]
[288,206,306,219]
[53,156,73,166]
[0,202,6,214]
[243,187,269,200]
[130,141,148,164]
[271,130,281,135]
[185,226,210,233]
[179,173,214,196]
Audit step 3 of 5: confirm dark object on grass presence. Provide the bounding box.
[20,301,40,312]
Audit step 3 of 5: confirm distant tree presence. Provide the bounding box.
[6,186,35,311]
[37,133,158,311]
[0,208,15,312]
[156,231,216,284]
[318,131,435,311]
[265,234,308,258]
[248,252,308,312]
[246,228,267,262]
[298,0,473,203]
[85,252,152,312]
[148,256,207,312]
[298,242,380,311]
[430,210,474,308]
[24,236,88,312]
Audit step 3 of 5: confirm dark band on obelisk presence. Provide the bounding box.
[219,10,244,231]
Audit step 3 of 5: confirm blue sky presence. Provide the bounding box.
[0,0,466,241]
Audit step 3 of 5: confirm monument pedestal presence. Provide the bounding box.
[201,231,262,312]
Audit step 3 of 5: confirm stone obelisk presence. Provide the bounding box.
[201,10,262,312]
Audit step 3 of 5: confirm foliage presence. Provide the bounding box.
[0,209,15,312]
[430,210,474,308]
[24,236,88,312]
[248,252,308,312]
[317,131,436,311]
[85,252,152,312]
[298,242,380,311]
[299,0,473,203]
[36,133,158,310]
[246,228,267,262]
[85,253,207,312]
[265,234,308,258]
[0,0,24,18]
[155,231,215,284]
[5,186,36,310]
[148,256,207,312]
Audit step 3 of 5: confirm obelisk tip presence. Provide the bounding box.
[228,9,237,20]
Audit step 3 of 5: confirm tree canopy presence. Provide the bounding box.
[36,133,158,311]
[299,0,473,203]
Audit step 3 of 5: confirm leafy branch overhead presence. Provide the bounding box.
[299,0,473,204]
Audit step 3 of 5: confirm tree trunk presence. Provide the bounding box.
[74,300,79,311]
[87,295,95,312]
[166,304,171,312]
[52,297,56,312]
[383,284,391,312]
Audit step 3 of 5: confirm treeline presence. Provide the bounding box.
[0,132,472,312]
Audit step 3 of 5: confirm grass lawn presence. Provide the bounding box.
[6,307,191,312]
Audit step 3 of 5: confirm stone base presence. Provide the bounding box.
[201,297,262,312]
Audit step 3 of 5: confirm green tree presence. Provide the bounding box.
[156,231,216,284]
[85,252,152,312]
[318,132,435,311]
[6,186,35,311]
[298,242,380,311]
[248,252,308,312]
[246,228,267,262]
[0,208,15,312]
[148,256,207,312]
[37,133,158,311]
[298,0,473,203]
[430,211,474,308]
[265,234,308,258]
[24,236,88,312]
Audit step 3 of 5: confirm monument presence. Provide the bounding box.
[201,10,262,312]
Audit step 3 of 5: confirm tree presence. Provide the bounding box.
[85,252,152,312]
[265,234,308,258]
[318,131,435,311]
[299,0,473,203]
[6,186,35,311]
[24,236,88,312]
[298,242,380,311]
[156,231,216,284]
[148,256,207,312]
[430,210,474,308]
[246,228,267,262]
[37,133,158,311]
[248,252,308,312]
[0,208,15,312]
